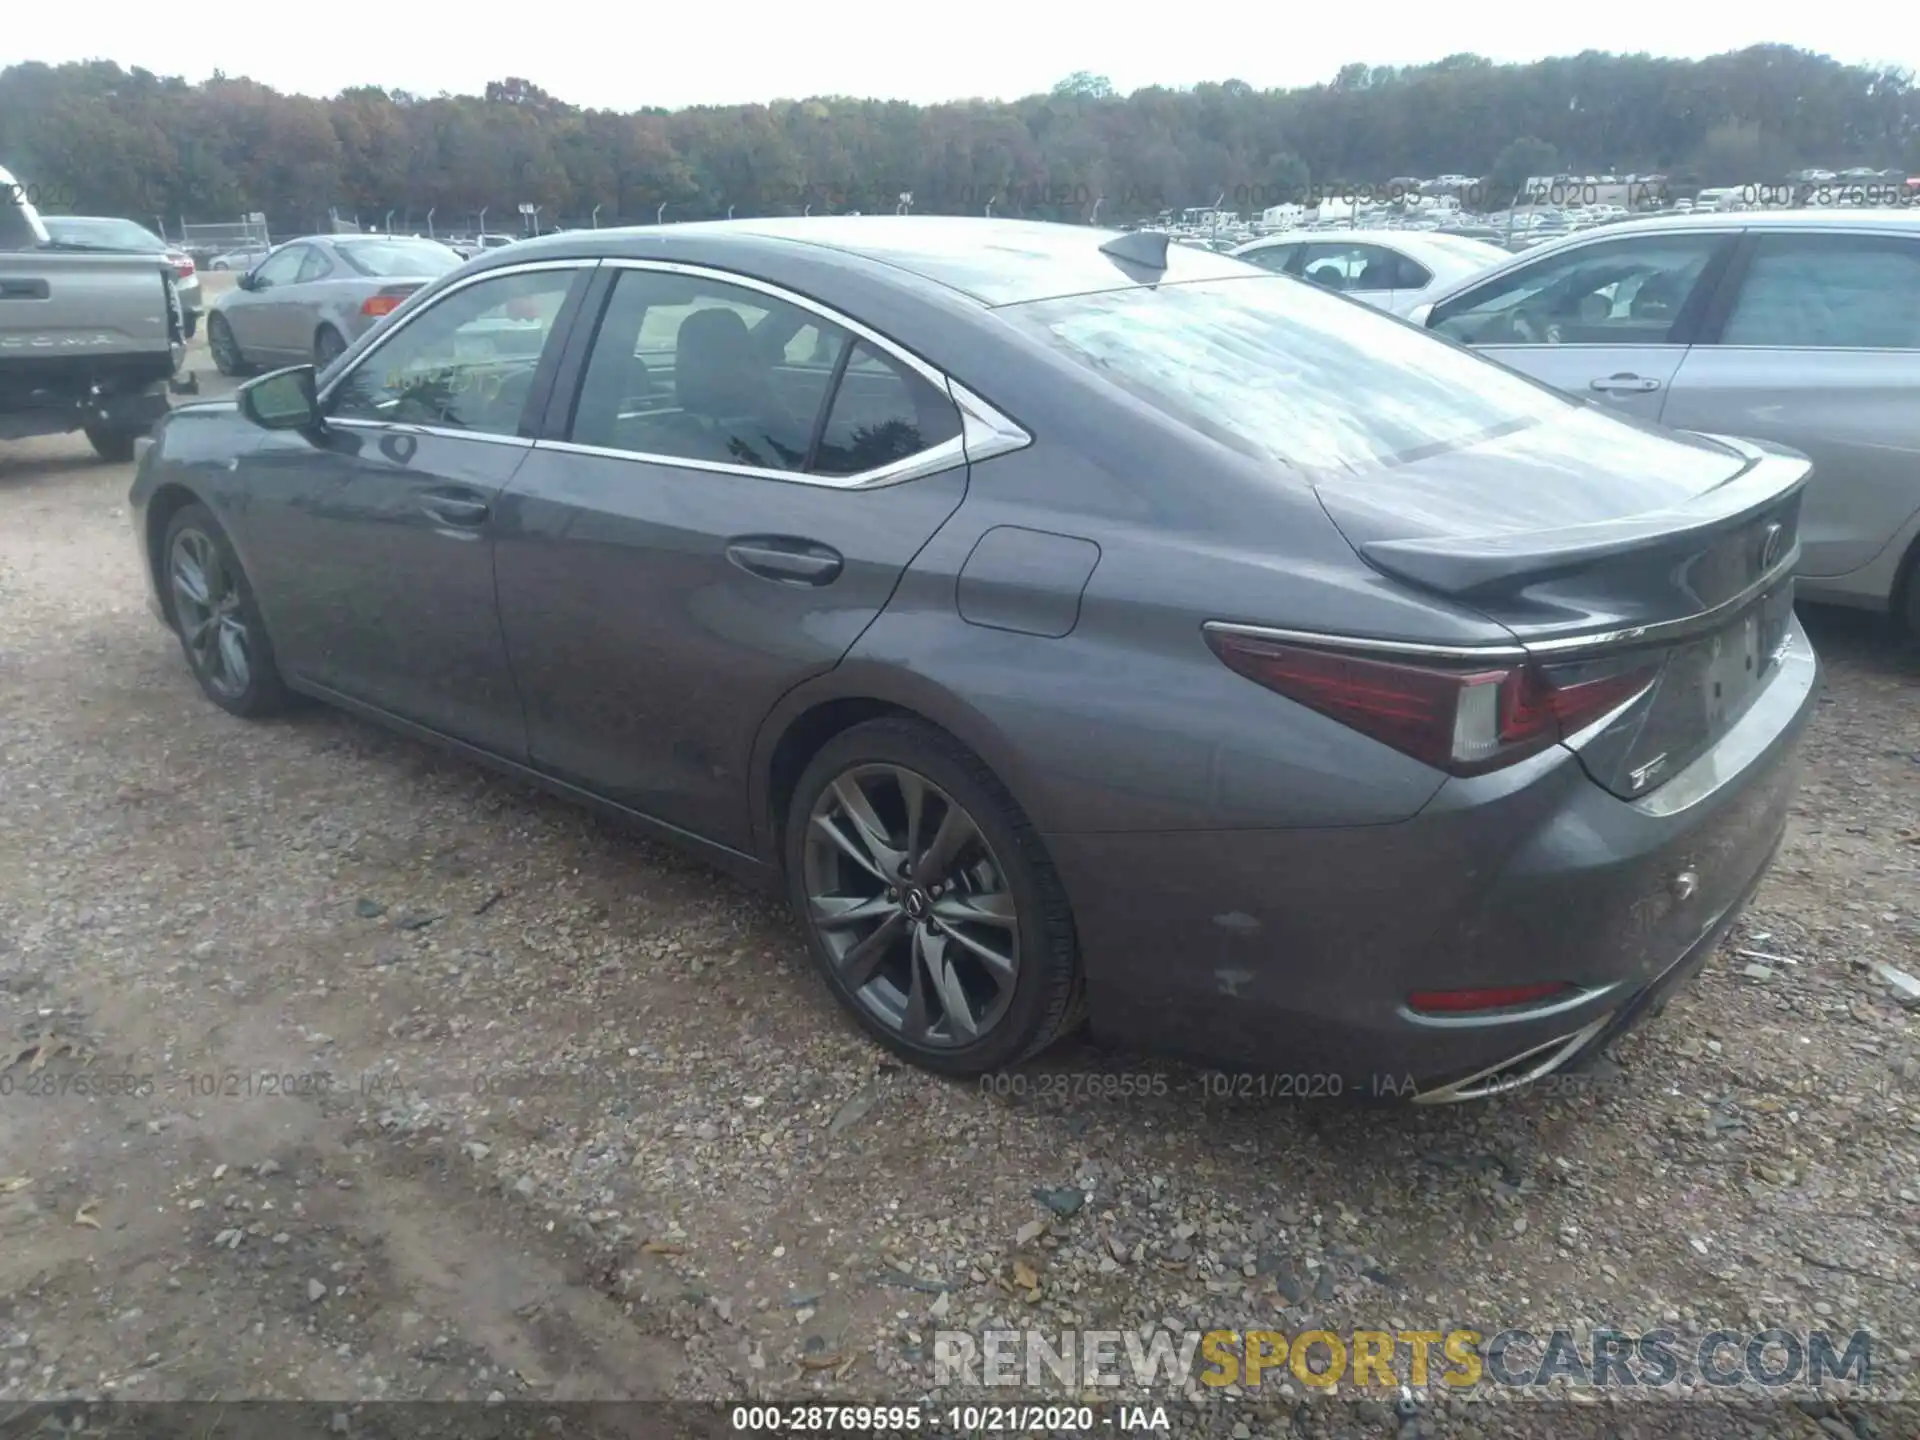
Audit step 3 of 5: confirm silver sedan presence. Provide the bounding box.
[1406,209,1920,635]
[206,234,465,374]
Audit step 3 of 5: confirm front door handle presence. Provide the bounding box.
[726,536,844,586]
[1590,373,1662,394]
[418,492,490,528]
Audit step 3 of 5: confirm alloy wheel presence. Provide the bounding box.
[169,528,251,700]
[802,763,1019,1048]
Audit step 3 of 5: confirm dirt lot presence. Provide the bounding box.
[0,339,1916,1438]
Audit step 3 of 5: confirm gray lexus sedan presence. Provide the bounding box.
[129,218,1820,1101]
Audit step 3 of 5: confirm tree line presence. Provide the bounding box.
[0,46,1914,237]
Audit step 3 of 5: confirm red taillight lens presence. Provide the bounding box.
[1206,632,1658,776]
[170,253,195,277]
[361,294,404,317]
[1408,983,1572,1013]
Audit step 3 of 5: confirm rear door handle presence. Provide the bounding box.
[418,492,491,528]
[1590,374,1662,394]
[726,537,844,586]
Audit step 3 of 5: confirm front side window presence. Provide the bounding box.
[295,248,333,283]
[44,217,167,252]
[1718,233,1920,349]
[250,246,306,288]
[326,267,578,436]
[570,268,960,478]
[1430,232,1726,346]
[1007,274,1575,475]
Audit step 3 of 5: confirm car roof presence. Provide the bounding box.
[1565,208,1920,237]
[1419,204,1920,307]
[498,216,1258,306]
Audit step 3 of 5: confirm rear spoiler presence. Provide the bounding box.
[1354,435,1811,599]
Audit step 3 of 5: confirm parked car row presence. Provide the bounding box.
[134,216,1827,1101]
[1209,210,1919,634]
[1402,209,1920,635]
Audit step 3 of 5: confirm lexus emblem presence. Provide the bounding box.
[1758,522,1785,571]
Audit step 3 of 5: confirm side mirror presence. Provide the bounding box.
[238,270,261,291]
[1406,301,1435,327]
[238,365,322,432]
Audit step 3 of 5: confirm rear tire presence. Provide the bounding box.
[314,326,347,369]
[784,717,1086,1077]
[160,503,291,719]
[85,426,140,463]
[207,313,248,378]
[1899,549,1920,647]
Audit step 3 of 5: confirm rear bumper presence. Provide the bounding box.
[1050,617,1820,1096]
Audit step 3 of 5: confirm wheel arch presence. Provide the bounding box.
[145,482,208,626]
[750,663,1053,875]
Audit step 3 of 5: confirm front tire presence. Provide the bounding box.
[161,503,290,718]
[1898,547,1920,648]
[784,718,1085,1076]
[207,313,248,377]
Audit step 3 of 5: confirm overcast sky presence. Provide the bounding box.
[13,2,1914,109]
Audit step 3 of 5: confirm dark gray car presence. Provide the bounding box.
[206,234,464,374]
[129,218,1820,1101]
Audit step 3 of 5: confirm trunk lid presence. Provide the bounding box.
[1311,411,1810,800]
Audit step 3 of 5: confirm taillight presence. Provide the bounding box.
[361,294,405,317]
[170,253,195,278]
[1205,631,1659,776]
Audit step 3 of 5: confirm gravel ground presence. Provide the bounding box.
[0,346,1916,1438]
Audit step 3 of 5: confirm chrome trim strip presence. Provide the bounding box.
[1201,620,1526,664]
[315,258,600,409]
[328,417,534,450]
[1519,549,1798,656]
[1206,550,1797,664]
[1396,982,1620,1031]
[950,378,1033,465]
[1410,1013,1614,1105]
[532,432,969,490]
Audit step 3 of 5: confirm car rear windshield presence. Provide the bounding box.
[336,239,463,277]
[1005,276,1574,474]
[44,217,167,252]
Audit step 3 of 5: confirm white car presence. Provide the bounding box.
[1229,229,1510,315]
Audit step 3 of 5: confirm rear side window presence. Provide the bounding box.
[1238,244,1297,274]
[570,267,962,479]
[810,341,962,477]
[1006,275,1573,475]
[1718,233,1920,349]
[1391,252,1434,288]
